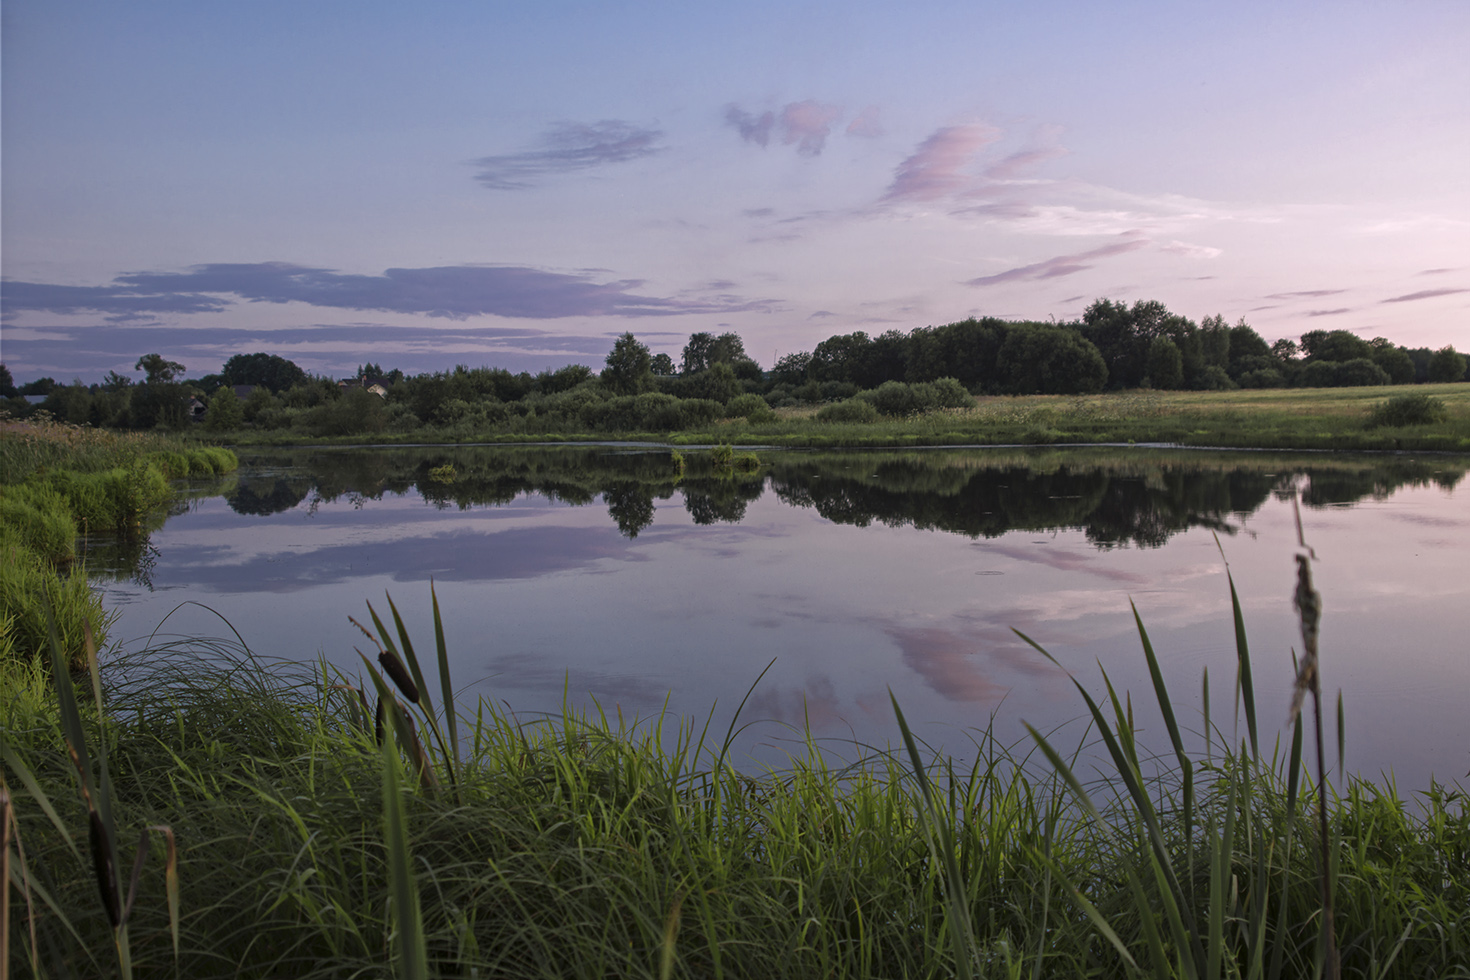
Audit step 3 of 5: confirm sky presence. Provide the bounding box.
[3,0,1468,384]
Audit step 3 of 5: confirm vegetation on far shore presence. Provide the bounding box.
[3,299,1467,455]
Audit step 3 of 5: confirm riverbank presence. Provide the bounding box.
[215,383,1470,453]
[0,415,238,666]
[5,585,1466,978]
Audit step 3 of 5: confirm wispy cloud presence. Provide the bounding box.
[2,263,776,322]
[1159,240,1222,259]
[1381,288,1470,303]
[845,105,883,138]
[1307,308,1352,317]
[882,124,1000,202]
[982,144,1067,181]
[963,234,1149,287]
[725,100,844,155]
[724,105,775,147]
[781,100,843,155]
[1267,289,1349,299]
[470,120,663,190]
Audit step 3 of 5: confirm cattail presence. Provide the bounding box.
[375,696,386,747]
[378,651,420,705]
[1289,553,1321,725]
[89,810,119,928]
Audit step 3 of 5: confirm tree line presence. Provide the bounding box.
[2,299,1465,437]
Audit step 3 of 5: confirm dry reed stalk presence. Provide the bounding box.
[1292,496,1340,980]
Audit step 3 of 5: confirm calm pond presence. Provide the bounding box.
[90,444,1470,791]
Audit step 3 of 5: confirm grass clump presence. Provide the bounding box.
[0,416,239,666]
[1365,393,1450,428]
[5,574,1468,978]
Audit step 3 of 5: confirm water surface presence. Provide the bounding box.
[91,445,1470,790]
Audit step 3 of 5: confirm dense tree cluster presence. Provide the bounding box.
[2,300,1463,435]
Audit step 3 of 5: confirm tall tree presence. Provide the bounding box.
[1428,346,1467,383]
[222,352,309,391]
[603,333,653,395]
[135,353,186,384]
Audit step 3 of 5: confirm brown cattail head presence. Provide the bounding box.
[378,651,420,705]
[1289,553,1323,725]
[89,810,120,928]
[374,696,386,747]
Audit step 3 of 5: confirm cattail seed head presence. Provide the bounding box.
[89,810,120,928]
[378,651,420,704]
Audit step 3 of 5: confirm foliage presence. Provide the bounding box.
[997,324,1109,394]
[134,353,186,384]
[1428,346,1467,383]
[1365,393,1450,428]
[725,392,775,423]
[220,352,309,391]
[202,386,244,431]
[815,398,880,423]
[602,332,654,395]
[1145,335,1185,389]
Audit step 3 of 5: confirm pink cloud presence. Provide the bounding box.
[780,100,843,155]
[964,235,1150,287]
[887,626,1007,703]
[982,144,1067,181]
[883,124,1001,202]
[845,105,883,138]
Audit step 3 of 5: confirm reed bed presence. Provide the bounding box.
[3,581,1467,979]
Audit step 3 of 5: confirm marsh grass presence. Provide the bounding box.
[3,579,1468,978]
[1,417,239,667]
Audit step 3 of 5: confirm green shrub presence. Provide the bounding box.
[1365,393,1450,428]
[676,398,723,429]
[861,380,925,416]
[726,393,775,423]
[816,398,880,423]
[922,377,974,409]
[1237,368,1285,389]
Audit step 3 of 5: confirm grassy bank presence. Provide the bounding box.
[4,578,1466,979]
[217,383,1470,453]
[0,415,238,666]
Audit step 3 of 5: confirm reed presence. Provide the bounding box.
[3,578,1467,977]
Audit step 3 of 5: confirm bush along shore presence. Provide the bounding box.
[181,384,1470,454]
[3,556,1467,978]
[0,414,238,667]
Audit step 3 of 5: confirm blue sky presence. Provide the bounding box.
[3,0,1467,382]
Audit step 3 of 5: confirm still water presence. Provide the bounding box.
[91,445,1470,791]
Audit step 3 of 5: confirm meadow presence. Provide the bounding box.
[218,384,1470,453]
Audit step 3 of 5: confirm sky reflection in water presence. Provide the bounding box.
[92,446,1470,791]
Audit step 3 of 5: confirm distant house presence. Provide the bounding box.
[338,375,390,398]
[231,384,256,401]
[189,397,207,421]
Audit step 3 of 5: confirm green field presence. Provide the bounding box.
[217,383,1470,453]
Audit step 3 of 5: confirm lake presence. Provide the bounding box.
[89,444,1470,792]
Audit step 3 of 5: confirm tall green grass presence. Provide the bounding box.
[3,578,1467,978]
[1,416,239,666]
